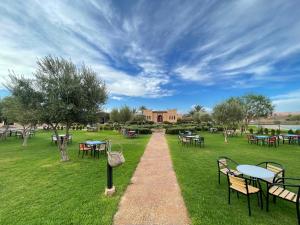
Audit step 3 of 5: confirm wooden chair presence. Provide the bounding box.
[227,173,263,216]
[267,177,300,225]
[217,156,242,184]
[247,134,257,144]
[256,162,285,183]
[78,143,92,158]
[95,143,107,158]
[267,136,277,147]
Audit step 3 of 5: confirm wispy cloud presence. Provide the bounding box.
[0,0,300,100]
[271,89,300,112]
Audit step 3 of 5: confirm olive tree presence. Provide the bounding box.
[212,99,244,143]
[110,108,120,123]
[241,94,274,128]
[37,56,107,161]
[119,106,133,123]
[9,56,107,161]
[0,95,38,146]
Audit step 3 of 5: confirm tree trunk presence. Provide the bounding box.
[22,126,31,147]
[22,133,30,146]
[53,126,70,162]
[224,128,228,143]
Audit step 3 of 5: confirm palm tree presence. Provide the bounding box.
[139,106,147,111]
[189,105,205,115]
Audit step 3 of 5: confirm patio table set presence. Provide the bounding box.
[78,140,108,158]
[178,131,204,147]
[217,156,300,223]
[247,134,300,147]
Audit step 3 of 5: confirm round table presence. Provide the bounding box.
[237,164,275,182]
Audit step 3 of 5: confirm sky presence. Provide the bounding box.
[0,0,300,113]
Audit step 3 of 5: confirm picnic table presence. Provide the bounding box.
[255,135,269,145]
[237,164,276,199]
[237,164,275,182]
[281,134,299,144]
[85,140,107,157]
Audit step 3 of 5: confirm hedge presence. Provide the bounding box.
[165,127,196,135]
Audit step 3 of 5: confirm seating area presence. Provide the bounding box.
[51,134,72,144]
[216,155,299,223]
[78,140,108,158]
[121,129,138,138]
[247,134,300,147]
[178,131,204,147]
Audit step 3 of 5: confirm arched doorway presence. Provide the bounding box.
[157,115,163,123]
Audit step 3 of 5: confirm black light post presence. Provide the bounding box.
[107,161,113,189]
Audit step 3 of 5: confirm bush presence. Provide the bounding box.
[165,127,196,135]
[257,127,264,134]
[288,129,294,134]
[249,128,253,134]
[276,129,281,135]
[271,129,275,136]
[295,130,300,135]
[264,128,269,135]
[136,128,152,134]
[122,126,152,134]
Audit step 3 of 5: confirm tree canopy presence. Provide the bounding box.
[7,56,107,160]
[212,98,244,142]
[241,94,274,127]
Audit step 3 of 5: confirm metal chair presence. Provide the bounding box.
[267,177,300,225]
[227,173,263,216]
[256,161,285,183]
[217,156,242,184]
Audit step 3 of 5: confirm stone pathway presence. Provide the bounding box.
[113,132,190,225]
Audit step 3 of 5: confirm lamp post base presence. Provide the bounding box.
[105,186,116,196]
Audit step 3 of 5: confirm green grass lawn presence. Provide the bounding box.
[0,130,150,225]
[167,133,300,225]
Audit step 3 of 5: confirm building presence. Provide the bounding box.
[142,109,182,123]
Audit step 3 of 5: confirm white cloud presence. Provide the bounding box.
[111,96,123,101]
[272,89,300,112]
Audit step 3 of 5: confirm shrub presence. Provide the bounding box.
[271,129,275,136]
[136,128,152,134]
[257,127,264,134]
[288,129,294,134]
[122,126,152,134]
[295,130,300,135]
[276,129,281,135]
[249,128,253,134]
[165,127,196,135]
[264,128,269,135]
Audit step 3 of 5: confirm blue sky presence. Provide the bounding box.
[1,0,300,113]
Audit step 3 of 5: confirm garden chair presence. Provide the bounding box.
[178,135,183,144]
[181,136,190,146]
[267,136,277,147]
[282,135,291,144]
[256,161,285,183]
[67,134,73,143]
[247,134,257,144]
[95,143,107,158]
[194,135,204,147]
[78,143,92,158]
[267,177,300,225]
[51,135,58,144]
[217,156,241,184]
[227,173,263,216]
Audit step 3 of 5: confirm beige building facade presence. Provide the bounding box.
[142,109,182,123]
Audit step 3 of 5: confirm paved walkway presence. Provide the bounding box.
[113,132,190,225]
